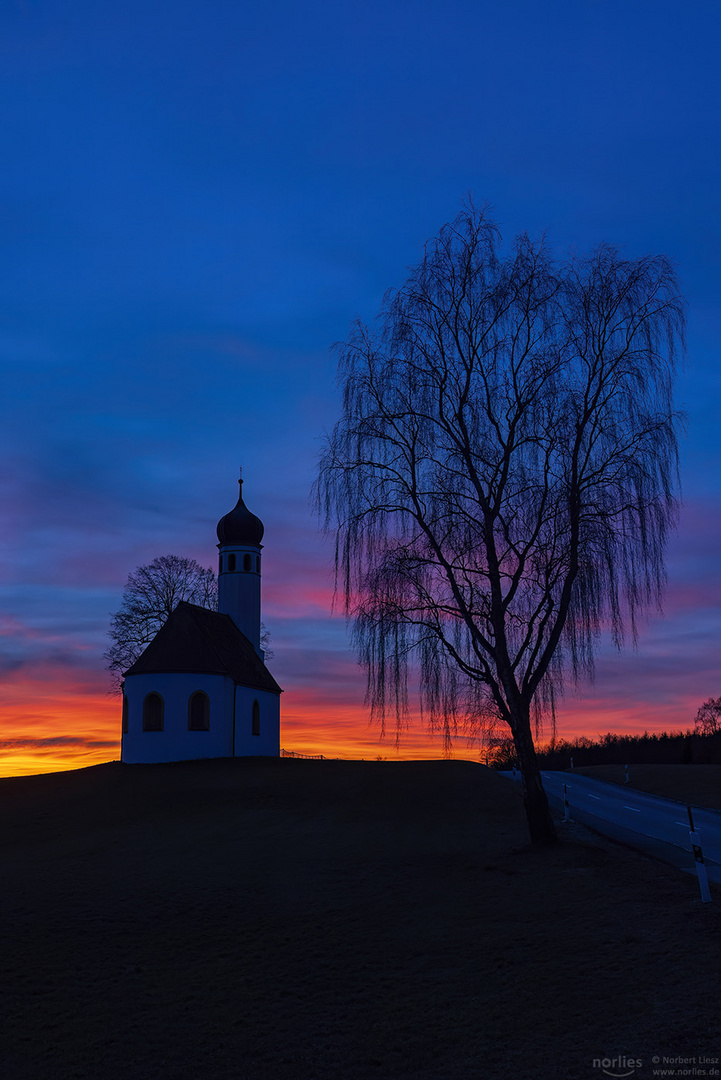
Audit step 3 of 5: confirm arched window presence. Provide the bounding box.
[243,553,252,572]
[252,700,260,736]
[122,695,128,734]
[143,692,164,732]
[228,553,236,572]
[219,554,224,573]
[188,691,210,731]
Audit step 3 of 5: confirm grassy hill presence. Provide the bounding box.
[1,758,719,1080]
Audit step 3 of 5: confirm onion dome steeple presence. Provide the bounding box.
[217,473,264,546]
[216,470,264,655]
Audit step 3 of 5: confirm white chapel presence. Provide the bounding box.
[120,475,281,764]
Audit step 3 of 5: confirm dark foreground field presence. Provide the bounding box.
[1,759,719,1080]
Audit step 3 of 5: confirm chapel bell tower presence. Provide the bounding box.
[216,470,264,655]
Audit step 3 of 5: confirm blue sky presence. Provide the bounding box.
[2,0,721,771]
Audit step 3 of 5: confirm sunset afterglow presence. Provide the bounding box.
[3,2,721,778]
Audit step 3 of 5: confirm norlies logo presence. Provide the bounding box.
[593,1056,643,1078]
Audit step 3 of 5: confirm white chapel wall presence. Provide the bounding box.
[121,671,281,763]
[232,683,280,756]
[121,672,234,764]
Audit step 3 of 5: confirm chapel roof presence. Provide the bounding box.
[123,601,281,694]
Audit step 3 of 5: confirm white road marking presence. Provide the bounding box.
[675,821,689,827]
[588,794,600,800]
[624,806,641,812]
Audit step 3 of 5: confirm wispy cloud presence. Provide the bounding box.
[2,0,721,775]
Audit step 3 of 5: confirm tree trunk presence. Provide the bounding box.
[512,711,557,845]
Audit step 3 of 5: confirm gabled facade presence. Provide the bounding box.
[120,476,281,764]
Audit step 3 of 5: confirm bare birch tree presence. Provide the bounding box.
[316,203,684,844]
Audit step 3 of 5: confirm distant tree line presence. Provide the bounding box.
[491,729,721,770]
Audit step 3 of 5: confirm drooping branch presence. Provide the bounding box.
[315,201,684,838]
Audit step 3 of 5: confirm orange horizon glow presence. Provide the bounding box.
[0,662,702,780]
[0,675,119,778]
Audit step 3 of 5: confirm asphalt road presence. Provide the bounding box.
[501,769,721,885]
